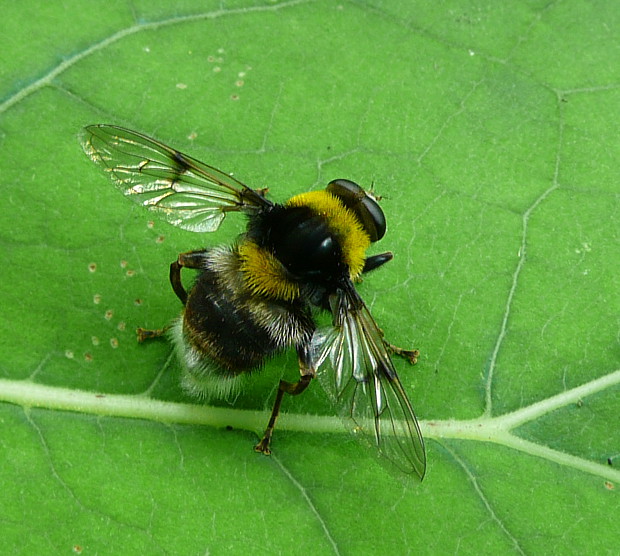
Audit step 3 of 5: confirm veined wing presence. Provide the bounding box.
[311,285,426,479]
[80,124,271,232]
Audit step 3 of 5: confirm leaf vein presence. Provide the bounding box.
[0,0,313,115]
[271,454,341,555]
[442,442,526,555]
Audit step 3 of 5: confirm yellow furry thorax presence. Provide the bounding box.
[239,190,371,301]
[285,190,370,278]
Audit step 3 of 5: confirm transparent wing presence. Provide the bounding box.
[80,124,271,232]
[311,285,426,479]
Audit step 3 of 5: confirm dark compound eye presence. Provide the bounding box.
[326,179,386,242]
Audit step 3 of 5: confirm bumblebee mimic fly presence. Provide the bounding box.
[80,124,426,479]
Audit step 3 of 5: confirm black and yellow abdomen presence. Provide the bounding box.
[173,245,314,400]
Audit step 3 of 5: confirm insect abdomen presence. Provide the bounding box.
[184,266,278,372]
[173,246,314,399]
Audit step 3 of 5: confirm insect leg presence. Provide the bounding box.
[377,326,419,365]
[385,341,419,365]
[362,251,393,273]
[136,250,209,342]
[254,344,316,455]
[356,254,420,363]
[136,326,171,343]
[170,249,208,304]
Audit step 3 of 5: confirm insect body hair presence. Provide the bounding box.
[173,246,314,400]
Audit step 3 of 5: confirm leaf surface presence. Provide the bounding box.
[1,1,618,554]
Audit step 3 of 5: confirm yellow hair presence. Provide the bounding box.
[238,242,300,301]
[286,190,370,278]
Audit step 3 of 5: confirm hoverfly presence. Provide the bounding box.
[81,125,426,479]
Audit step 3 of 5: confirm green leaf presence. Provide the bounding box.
[1,0,618,554]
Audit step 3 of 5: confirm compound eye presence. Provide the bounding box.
[327,178,363,198]
[327,179,386,242]
[359,195,386,242]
